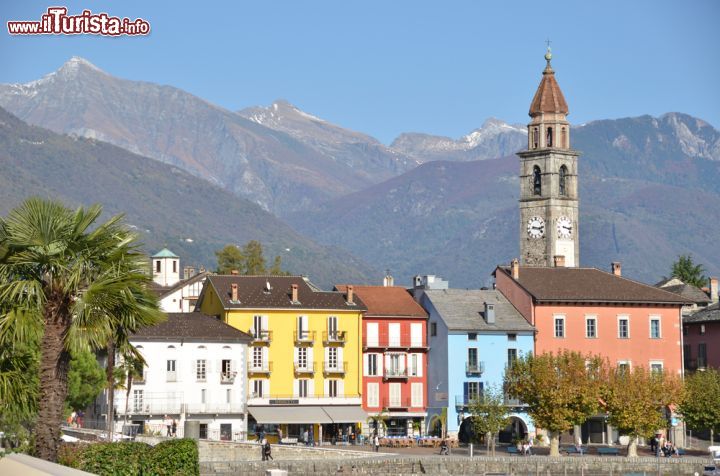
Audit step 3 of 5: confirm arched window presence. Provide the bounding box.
[533,166,542,196]
[533,128,539,149]
[561,127,567,148]
[559,165,567,196]
[546,127,553,147]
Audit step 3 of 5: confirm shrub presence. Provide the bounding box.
[76,441,151,476]
[142,439,199,476]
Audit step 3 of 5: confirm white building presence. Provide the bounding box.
[111,312,252,441]
[150,248,209,313]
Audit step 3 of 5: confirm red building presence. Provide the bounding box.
[335,284,428,437]
[684,302,720,371]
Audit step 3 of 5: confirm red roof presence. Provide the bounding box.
[529,63,569,116]
[334,285,427,318]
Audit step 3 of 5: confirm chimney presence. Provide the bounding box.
[511,259,519,280]
[291,284,298,303]
[710,277,719,304]
[611,262,622,277]
[230,269,239,276]
[383,271,394,287]
[553,255,565,268]
[347,285,354,305]
[485,303,496,324]
[231,283,238,302]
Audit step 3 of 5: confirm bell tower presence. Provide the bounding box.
[518,47,580,267]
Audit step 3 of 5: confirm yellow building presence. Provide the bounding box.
[197,275,367,444]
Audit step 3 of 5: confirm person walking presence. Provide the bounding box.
[373,433,380,452]
[171,419,177,437]
[440,439,449,456]
[164,415,172,437]
[260,437,267,461]
[303,429,309,446]
[263,439,273,461]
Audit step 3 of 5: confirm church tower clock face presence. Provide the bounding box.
[517,47,580,267]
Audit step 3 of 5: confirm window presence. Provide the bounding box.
[155,260,161,273]
[546,127,553,147]
[328,379,338,398]
[700,324,706,335]
[252,347,263,369]
[618,317,629,339]
[467,348,478,367]
[252,379,265,398]
[196,359,207,381]
[533,166,542,195]
[328,315,338,340]
[586,317,597,338]
[650,361,663,374]
[367,382,380,407]
[554,316,565,338]
[297,315,308,340]
[684,344,692,369]
[226,389,232,404]
[201,388,207,404]
[167,360,177,382]
[617,361,630,374]
[388,323,401,347]
[172,260,177,273]
[466,382,482,401]
[468,333,477,341]
[409,354,420,376]
[298,379,309,398]
[698,343,707,368]
[559,165,567,196]
[327,347,338,368]
[389,382,402,407]
[220,423,232,441]
[411,383,423,408]
[650,317,661,339]
[533,128,539,148]
[297,347,308,368]
[388,353,402,375]
[507,348,517,366]
[221,359,232,378]
[430,322,437,337]
[507,333,517,342]
[199,423,208,439]
[561,127,568,148]
[367,354,378,376]
[133,389,144,412]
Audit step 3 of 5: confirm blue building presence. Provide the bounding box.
[413,275,535,442]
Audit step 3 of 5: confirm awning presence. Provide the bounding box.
[248,406,332,424]
[322,406,368,423]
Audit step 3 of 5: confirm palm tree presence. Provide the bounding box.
[0,198,164,462]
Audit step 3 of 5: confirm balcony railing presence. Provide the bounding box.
[251,330,272,344]
[185,403,246,414]
[382,397,412,409]
[323,330,346,345]
[383,367,408,380]
[220,372,237,384]
[294,330,315,345]
[363,335,427,349]
[248,361,272,374]
[293,361,316,374]
[465,361,485,375]
[166,371,177,383]
[323,361,347,375]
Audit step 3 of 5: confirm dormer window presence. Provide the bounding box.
[533,166,542,196]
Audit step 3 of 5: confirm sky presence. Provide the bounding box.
[1,0,718,144]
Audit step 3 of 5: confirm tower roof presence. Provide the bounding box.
[529,49,569,116]
[152,248,179,258]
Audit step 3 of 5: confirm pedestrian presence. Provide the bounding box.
[373,433,380,452]
[278,427,283,443]
[77,410,84,428]
[439,439,449,456]
[308,428,314,447]
[260,437,267,461]
[650,435,657,454]
[171,419,177,437]
[303,429,309,446]
[70,411,77,428]
[263,440,273,461]
[164,415,172,437]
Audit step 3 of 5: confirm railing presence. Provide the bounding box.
[185,403,246,414]
[294,330,316,345]
[383,367,408,379]
[220,372,237,384]
[166,371,177,383]
[363,335,427,349]
[382,397,412,409]
[293,361,316,374]
[454,395,480,410]
[323,330,346,344]
[248,361,272,374]
[322,361,347,375]
[465,361,485,375]
[248,393,352,400]
[251,330,272,344]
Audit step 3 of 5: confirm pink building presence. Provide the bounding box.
[684,302,720,371]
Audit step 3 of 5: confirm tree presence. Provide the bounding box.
[468,384,510,456]
[670,254,708,289]
[215,244,244,274]
[504,351,604,457]
[679,368,720,447]
[215,241,288,275]
[0,198,164,462]
[601,365,683,457]
[66,350,105,412]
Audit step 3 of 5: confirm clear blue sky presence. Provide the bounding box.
[2,0,718,143]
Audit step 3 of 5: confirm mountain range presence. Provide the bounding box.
[2,57,719,288]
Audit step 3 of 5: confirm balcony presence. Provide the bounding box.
[383,367,408,380]
[382,397,412,410]
[184,403,246,414]
[323,361,347,375]
[251,330,272,344]
[323,330,346,345]
[293,361,316,375]
[166,371,177,383]
[248,361,272,375]
[220,372,237,384]
[294,330,315,345]
[363,335,428,350]
[465,361,485,375]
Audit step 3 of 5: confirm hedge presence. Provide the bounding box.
[59,439,198,476]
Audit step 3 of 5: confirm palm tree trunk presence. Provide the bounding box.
[124,373,133,424]
[105,341,116,441]
[34,300,72,462]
